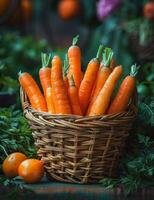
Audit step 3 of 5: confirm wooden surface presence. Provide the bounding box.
[1,178,154,200]
[22,179,154,200]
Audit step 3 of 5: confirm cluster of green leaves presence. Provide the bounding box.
[101,98,154,195]
[0,106,37,170]
[0,177,35,200]
[101,134,154,195]
[0,33,50,93]
[137,63,154,101]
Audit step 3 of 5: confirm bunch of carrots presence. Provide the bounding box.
[19,36,139,116]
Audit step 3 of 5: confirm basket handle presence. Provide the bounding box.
[20,87,30,111]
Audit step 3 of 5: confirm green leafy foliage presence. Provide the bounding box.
[138,101,154,126]
[0,33,50,93]
[0,177,35,200]
[100,99,154,195]
[101,134,154,195]
[0,176,24,189]
[0,75,18,94]
[137,63,154,100]
[0,106,37,171]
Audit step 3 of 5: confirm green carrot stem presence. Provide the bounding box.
[63,54,69,77]
[102,48,114,68]
[72,35,79,46]
[96,44,103,61]
[130,64,140,77]
[41,53,51,68]
[18,71,23,76]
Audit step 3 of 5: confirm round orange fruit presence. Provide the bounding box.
[143,2,154,20]
[2,152,28,178]
[58,0,80,20]
[18,159,44,183]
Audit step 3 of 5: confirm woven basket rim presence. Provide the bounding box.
[20,87,138,121]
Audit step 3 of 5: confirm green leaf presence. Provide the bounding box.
[138,103,154,126]
[0,107,37,168]
[138,134,150,147]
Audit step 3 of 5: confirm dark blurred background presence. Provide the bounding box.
[0,0,154,106]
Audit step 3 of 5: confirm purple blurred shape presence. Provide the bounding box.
[97,0,121,21]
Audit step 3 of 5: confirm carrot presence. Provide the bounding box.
[39,53,55,114]
[46,87,55,114]
[39,53,51,97]
[107,64,139,114]
[110,58,116,71]
[19,72,47,112]
[68,75,83,116]
[68,35,81,89]
[79,45,103,114]
[51,55,72,115]
[64,76,69,91]
[87,48,113,115]
[63,54,69,90]
[88,65,123,116]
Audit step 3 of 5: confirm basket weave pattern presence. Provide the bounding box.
[21,88,137,184]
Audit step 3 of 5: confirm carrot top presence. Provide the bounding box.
[130,64,140,77]
[72,35,79,46]
[102,48,114,68]
[63,54,69,77]
[96,44,103,62]
[41,53,51,68]
[18,71,23,77]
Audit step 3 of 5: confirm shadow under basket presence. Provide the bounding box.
[20,87,137,184]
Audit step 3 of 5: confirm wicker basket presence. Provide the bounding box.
[20,87,137,184]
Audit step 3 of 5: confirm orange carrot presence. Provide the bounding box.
[110,58,116,71]
[39,53,55,114]
[79,45,103,114]
[88,65,123,116]
[19,72,47,112]
[46,87,55,114]
[64,76,69,91]
[51,55,72,115]
[39,53,51,97]
[107,64,139,114]
[87,48,113,114]
[68,35,81,89]
[68,75,83,116]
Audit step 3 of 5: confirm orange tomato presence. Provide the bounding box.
[18,159,44,183]
[58,0,80,20]
[21,0,32,22]
[143,2,154,20]
[2,152,27,178]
